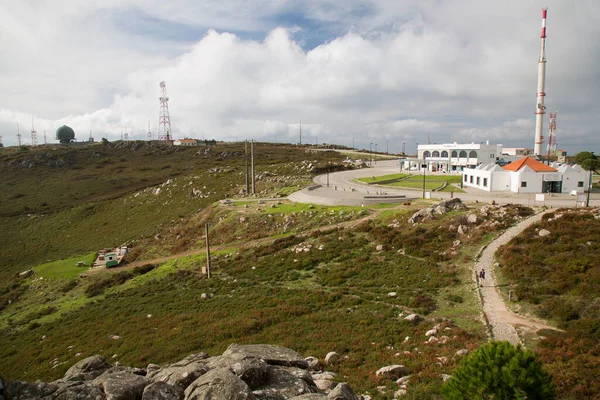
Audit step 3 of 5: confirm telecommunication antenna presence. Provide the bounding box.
[147,121,152,141]
[44,130,47,144]
[124,132,129,141]
[31,117,37,146]
[17,123,22,146]
[158,81,172,142]
[546,111,557,161]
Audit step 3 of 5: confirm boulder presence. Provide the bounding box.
[304,357,321,371]
[184,368,254,400]
[64,355,111,382]
[141,381,184,400]
[289,395,327,400]
[222,344,308,369]
[147,361,209,391]
[324,352,341,366]
[425,328,437,337]
[207,355,269,389]
[375,365,410,379]
[539,229,551,237]
[93,371,149,400]
[455,349,469,358]
[18,270,34,278]
[53,382,105,400]
[387,292,397,298]
[312,372,337,391]
[393,389,407,398]
[326,383,358,400]
[251,366,318,399]
[457,225,467,235]
[467,214,478,224]
[403,314,421,323]
[440,374,452,382]
[5,380,59,399]
[375,245,384,251]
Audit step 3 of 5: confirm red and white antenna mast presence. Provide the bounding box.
[534,8,548,156]
[158,81,172,142]
[546,111,557,160]
[31,117,37,146]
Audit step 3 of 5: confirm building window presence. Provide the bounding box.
[432,150,440,157]
[423,151,431,158]
[476,177,480,185]
[470,176,473,184]
[441,151,448,157]
[578,181,584,187]
[490,154,495,158]
[464,175,468,182]
[469,150,477,158]
[521,181,527,188]
[452,150,458,157]
[483,178,488,187]
[459,150,467,158]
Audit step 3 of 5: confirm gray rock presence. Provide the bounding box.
[142,381,184,400]
[440,374,452,382]
[207,355,269,389]
[326,383,358,400]
[93,371,149,400]
[467,214,478,224]
[184,368,254,400]
[375,365,409,379]
[289,395,327,400]
[304,357,320,371]
[147,361,209,391]
[252,366,318,399]
[455,349,469,358]
[5,380,59,399]
[53,382,106,400]
[64,355,111,382]
[403,314,421,323]
[393,389,407,398]
[324,352,341,366]
[18,270,34,278]
[222,344,308,369]
[539,229,551,237]
[457,225,467,235]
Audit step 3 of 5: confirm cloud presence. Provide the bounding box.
[0,0,599,155]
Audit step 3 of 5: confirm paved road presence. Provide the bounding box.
[289,160,600,207]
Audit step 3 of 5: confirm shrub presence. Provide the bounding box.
[441,341,554,399]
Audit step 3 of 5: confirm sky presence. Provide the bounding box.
[0,0,599,155]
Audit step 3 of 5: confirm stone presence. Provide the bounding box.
[387,292,397,298]
[395,376,411,385]
[207,355,269,389]
[53,382,106,400]
[403,314,421,323]
[375,244,383,251]
[184,368,254,400]
[426,336,439,344]
[440,374,452,382]
[452,240,461,247]
[326,383,358,400]
[5,380,60,399]
[18,269,34,278]
[312,372,338,391]
[289,395,327,400]
[375,365,410,379]
[539,229,551,237]
[222,344,309,369]
[93,371,149,400]
[148,361,209,391]
[324,352,341,366]
[455,349,469,357]
[64,355,111,382]
[251,366,318,399]
[304,357,321,371]
[467,214,478,224]
[393,389,407,398]
[457,225,467,235]
[142,381,184,400]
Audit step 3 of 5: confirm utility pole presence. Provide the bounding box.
[386,140,388,154]
[587,152,595,207]
[251,139,255,195]
[369,142,373,167]
[205,223,211,278]
[402,142,406,155]
[245,140,249,195]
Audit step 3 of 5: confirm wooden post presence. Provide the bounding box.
[205,223,211,279]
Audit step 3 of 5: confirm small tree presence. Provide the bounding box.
[441,341,554,400]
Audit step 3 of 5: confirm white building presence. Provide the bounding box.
[462,156,588,194]
[173,139,198,146]
[416,142,503,172]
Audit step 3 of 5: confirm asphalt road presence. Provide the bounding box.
[289,159,600,207]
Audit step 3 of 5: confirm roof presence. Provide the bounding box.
[502,156,557,172]
[177,139,197,143]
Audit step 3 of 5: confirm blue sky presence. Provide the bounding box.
[0,0,599,155]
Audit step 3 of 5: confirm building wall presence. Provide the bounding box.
[510,170,545,193]
[562,170,588,194]
[417,143,502,172]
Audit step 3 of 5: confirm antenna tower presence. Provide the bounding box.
[31,117,37,146]
[124,132,129,141]
[546,111,557,160]
[17,123,22,146]
[534,8,548,156]
[44,130,47,144]
[147,121,152,141]
[158,81,172,142]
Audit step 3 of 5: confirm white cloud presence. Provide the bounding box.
[0,0,599,155]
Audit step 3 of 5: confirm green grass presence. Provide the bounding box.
[35,252,97,278]
[258,202,363,215]
[357,173,408,183]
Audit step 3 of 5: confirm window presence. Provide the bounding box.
[451,151,458,158]
[459,150,467,158]
[469,150,477,158]
[483,178,488,187]
[470,176,473,183]
[521,181,527,188]
[423,151,431,158]
[464,175,468,182]
[476,177,480,185]
[578,181,584,187]
[432,151,440,157]
[490,154,495,158]
[441,150,448,157]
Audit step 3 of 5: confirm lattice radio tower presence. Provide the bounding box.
[158,81,172,142]
[147,121,152,141]
[31,117,37,146]
[17,123,22,146]
[546,111,557,160]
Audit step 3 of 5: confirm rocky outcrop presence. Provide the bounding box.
[408,198,467,224]
[5,344,358,400]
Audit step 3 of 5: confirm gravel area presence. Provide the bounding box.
[474,211,552,344]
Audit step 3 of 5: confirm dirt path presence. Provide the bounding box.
[89,209,383,275]
[475,211,558,344]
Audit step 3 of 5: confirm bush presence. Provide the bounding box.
[441,341,554,399]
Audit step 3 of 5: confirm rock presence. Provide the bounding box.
[387,292,397,298]
[426,336,439,344]
[93,371,149,400]
[200,293,208,300]
[452,239,461,247]
[142,381,184,400]
[539,229,551,237]
[440,374,452,382]
[0,373,5,400]
[455,349,469,358]
[324,352,341,366]
[109,335,122,340]
[312,372,338,391]
[207,355,269,389]
[289,395,327,400]
[395,376,411,385]
[375,365,410,379]
[403,314,421,323]
[327,383,358,400]
[457,225,467,235]
[304,357,320,371]
[393,389,407,398]
[64,355,111,382]
[467,214,478,224]
[222,344,309,369]
[5,380,60,399]
[375,244,383,251]
[18,269,34,278]
[148,361,209,391]
[252,366,318,399]
[53,382,106,400]
[184,368,254,400]
[425,328,437,337]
